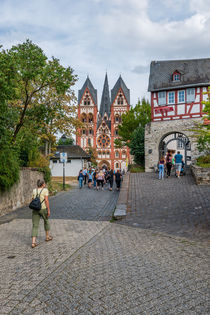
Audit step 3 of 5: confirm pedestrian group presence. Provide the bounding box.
[78,167,123,191]
[158,150,184,180]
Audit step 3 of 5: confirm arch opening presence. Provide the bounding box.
[159,132,191,167]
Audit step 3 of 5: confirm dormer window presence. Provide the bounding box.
[173,71,181,82]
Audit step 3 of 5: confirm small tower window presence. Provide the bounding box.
[82,129,86,135]
[115,151,119,158]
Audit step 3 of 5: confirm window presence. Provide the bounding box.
[173,74,180,81]
[89,129,93,135]
[178,90,185,103]
[118,94,123,105]
[116,163,119,168]
[158,91,166,106]
[102,151,106,155]
[177,140,184,149]
[115,129,119,136]
[88,138,91,146]
[115,115,119,122]
[115,151,119,158]
[122,150,126,158]
[52,159,57,163]
[82,129,86,135]
[186,88,195,103]
[168,91,175,104]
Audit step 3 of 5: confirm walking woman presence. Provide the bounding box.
[97,169,105,190]
[158,156,165,180]
[31,179,52,248]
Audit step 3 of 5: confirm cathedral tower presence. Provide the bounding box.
[77,74,130,171]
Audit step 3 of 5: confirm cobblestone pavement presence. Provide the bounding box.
[122,173,210,242]
[0,175,209,314]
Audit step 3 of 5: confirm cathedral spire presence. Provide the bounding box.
[99,73,111,117]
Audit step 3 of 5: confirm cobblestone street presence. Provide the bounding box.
[0,175,209,314]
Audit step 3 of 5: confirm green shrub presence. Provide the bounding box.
[197,155,210,168]
[129,164,145,173]
[0,147,20,191]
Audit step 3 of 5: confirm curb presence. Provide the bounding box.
[114,172,130,219]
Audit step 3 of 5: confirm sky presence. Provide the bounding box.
[0,0,210,107]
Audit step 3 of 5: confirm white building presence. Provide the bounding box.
[50,145,90,177]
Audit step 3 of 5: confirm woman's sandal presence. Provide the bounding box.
[45,236,53,242]
[31,243,38,248]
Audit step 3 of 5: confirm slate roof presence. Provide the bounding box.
[51,145,90,159]
[78,77,97,106]
[148,58,210,92]
[99,73,111,117]
[111,75,130,105]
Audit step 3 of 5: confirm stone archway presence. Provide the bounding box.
[144,118,202,172]
[159,132,191,167]
[98,160,110,169]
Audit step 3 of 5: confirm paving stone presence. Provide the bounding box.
[0,174,209,314]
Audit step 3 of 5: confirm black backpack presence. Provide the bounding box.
[29,188,45,211]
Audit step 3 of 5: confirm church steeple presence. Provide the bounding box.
[78,76,97,106]
[99,73,111,117]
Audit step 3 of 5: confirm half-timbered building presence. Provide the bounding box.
[76,74,130,170]
[145,58,210,172]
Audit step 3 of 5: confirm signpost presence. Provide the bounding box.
[60,152,67,190]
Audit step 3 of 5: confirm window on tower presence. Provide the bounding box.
[115,151,119,158]
[118,94,124,105]
[82,129,86,135]
[115,128,119,136]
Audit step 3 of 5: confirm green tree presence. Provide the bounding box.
[114,98,151,165]
[1,39,76,142]
[0,39,78,190]
[57,136,74,146]
[192,87,210,155]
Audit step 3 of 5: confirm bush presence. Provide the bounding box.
[0,147,20,191]
[129,164,145,173]
[197,155,210,168]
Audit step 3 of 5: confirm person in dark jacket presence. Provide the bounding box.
[108,169,114,191]
[115,170,122,191]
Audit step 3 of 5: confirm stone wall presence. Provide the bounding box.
[0,168,44,216]
[191,165,210,185]
[145,118,202,172]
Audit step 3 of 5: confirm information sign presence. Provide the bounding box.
[60,152,67,163]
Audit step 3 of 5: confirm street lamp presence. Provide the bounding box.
[61,134,67,190]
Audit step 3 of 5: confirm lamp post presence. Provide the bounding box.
[60,134,67,191]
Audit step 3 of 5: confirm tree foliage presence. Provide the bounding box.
[114,98,151,165]
[0,39,78,191]
[192,87,210,155]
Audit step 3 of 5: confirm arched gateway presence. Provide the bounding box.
[159,132,191,167]
[145,119,201,172]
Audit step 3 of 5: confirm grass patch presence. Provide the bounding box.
[129,164,145,173]
[48,182,71,195]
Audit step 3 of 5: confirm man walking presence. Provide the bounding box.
[174,151,183,178]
